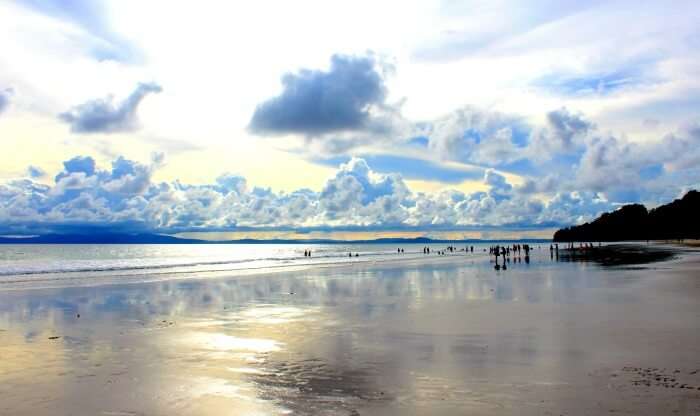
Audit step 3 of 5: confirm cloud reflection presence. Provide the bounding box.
[0,253,657,414]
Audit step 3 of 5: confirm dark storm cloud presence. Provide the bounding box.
[249,54,389,136]
[59,83,162,134]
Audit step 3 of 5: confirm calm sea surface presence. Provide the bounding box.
[0,243,513,287]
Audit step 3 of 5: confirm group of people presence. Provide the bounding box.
[565,242,598,250]
[303,250,312,257]
[547,242,604,261]
[489,243,531,257]
[421,245,476,255]
[489,244,531,270]
[549,243,559,259]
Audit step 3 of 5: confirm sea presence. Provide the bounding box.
[0,242,520,288]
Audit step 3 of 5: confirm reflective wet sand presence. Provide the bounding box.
[1,247,700,415]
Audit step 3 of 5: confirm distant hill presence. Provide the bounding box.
[0,233,204,244]
[553,190,700,242]
[0,233,551,245]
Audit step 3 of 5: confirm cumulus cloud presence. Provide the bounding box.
[544,108,593,151]
[250,54,390,136]
[279,103,699,215]
[319,158,412,225]
[660,122,700,172]
[568,122,700,204]
[59,82,162,133]
[5,108,700,236]
[248,54,414,155]
[0,154,626,235]
[55,156,97,181]
[426,106,529,166]
[484,169,512,202]
[102,156,155,195]
[424,106,597,169]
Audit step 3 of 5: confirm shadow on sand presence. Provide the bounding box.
[555,244,675,267]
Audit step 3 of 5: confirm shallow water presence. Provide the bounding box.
[0,245,699,415]
[0,243,492,286]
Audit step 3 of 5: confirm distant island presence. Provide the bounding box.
[554,190,700,242]
[0,233,551,245]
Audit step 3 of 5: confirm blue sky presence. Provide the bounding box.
[0,0,699,238]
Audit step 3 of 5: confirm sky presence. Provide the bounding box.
[0,0,699,239]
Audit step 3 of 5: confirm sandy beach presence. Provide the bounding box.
[1,244,699,415]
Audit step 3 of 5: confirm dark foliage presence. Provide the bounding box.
[553,190,700,242]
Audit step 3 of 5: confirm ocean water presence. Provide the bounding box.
[0,243,506,287]
[0,242,696,415]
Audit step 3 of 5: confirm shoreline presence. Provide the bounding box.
[0,242,691,293]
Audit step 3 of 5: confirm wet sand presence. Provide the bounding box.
[1,245,700,415]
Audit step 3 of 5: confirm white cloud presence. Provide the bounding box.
[0,0,699,232]
[0,154,621,234]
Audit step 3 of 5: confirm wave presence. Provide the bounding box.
[0,249,416,278]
